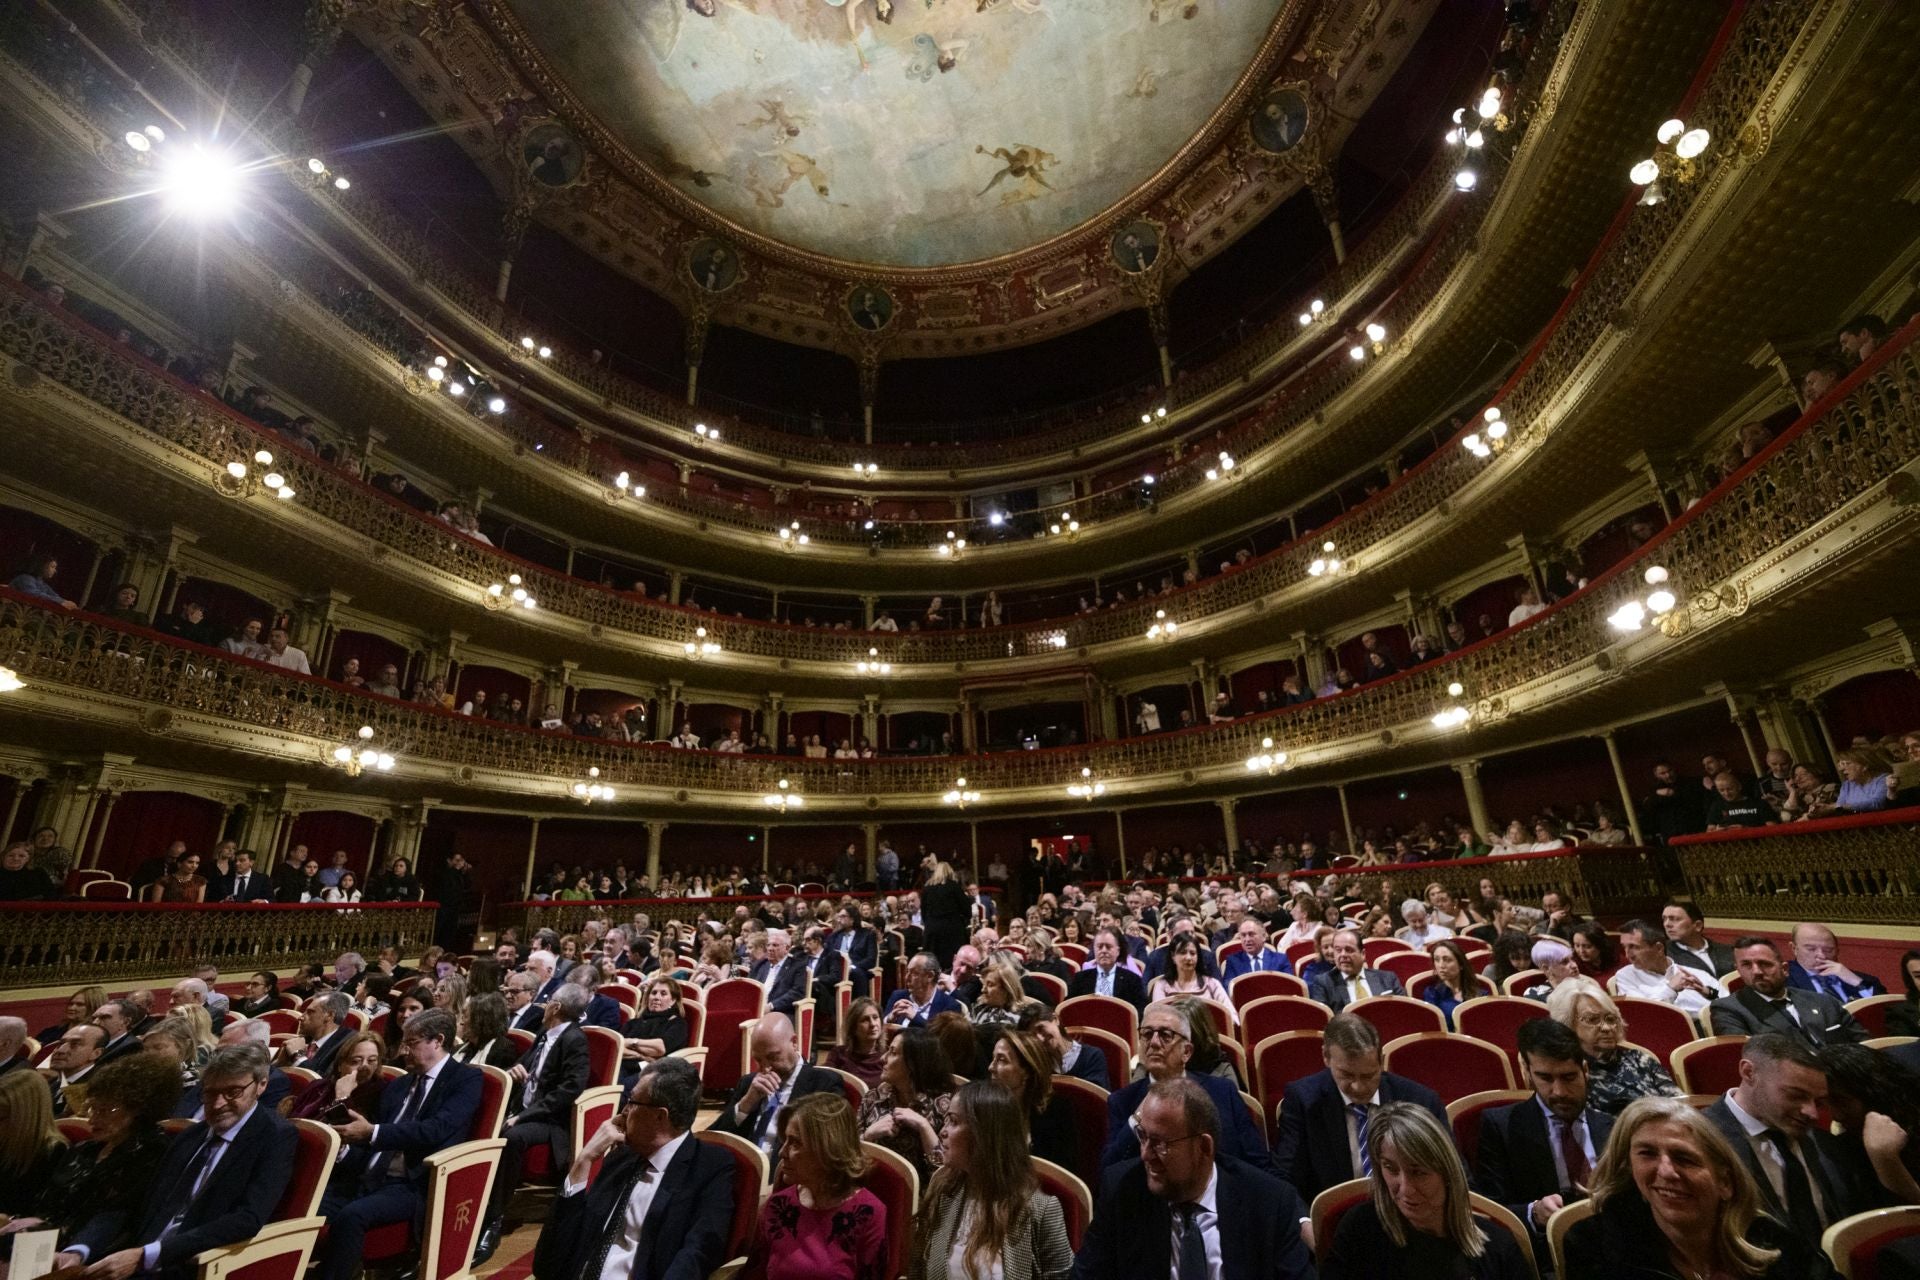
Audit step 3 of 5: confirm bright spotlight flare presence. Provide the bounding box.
[156,142,247,219]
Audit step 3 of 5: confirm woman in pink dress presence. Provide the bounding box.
[742,1093,887,1280]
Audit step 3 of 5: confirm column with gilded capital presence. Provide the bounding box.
[522,817,543,899]
[1452,760,1492,842]
[644,820,667,888]
[1216,797,1239,855]
[1597,732,1645,846]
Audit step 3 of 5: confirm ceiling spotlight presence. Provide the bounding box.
[1349,344,1366,361]
[1629,158,1661,186]
[521,337,535,350]
[614,471,630,489]
[487,397,507,414]
[1643,565,1669,585]
[254,449,274,466]
[145,125,165,143]
[307,157,326,174]
[1454,169,1479,191]
[1478,86,1502,118]
[427,365,445,382]
[1465,129,1485,149]
[988,511,1004,526]
[434,355,448,368]
[1445,128,1462,146]
[1365,322,1387,343]
[159,144,245,218]
[448,380,466,396]
[1140,473,1155,486]
[333,176,350,190]
[226,460,248,479]
[1656,118,1686,145]
[126,131,153,152]
[1447,681,1465,697]
[1298,311,1314,326]
[1141,413,1153,424]
[1310,298,1325,315]
[1156,407,1168,418]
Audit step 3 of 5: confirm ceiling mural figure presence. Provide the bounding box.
[498,0,1288,265]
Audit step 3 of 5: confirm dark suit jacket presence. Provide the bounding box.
[1071,1154,1314,1280]
[1668,938,1736,979]
[1274,1068,1448,1204]
[1102,1071,1272,1174]
[1221,948,1295,983]
[751,957,810,1017]
[510,1002,546,1034]
[1889,1040,1920,1076]
[706,1063,845,1168]
[1708,986,1867,1046]
[75,1103,295,1270]
[1787,959,1885,1001]
[170,1069,292,1120]
[349,1058,483,1189]
[828,926,877,981]
[882,987,963,1028]
[1704,1095,1874,1227]
[533,1133,736,1280]
[1308,967,1408,1012]
[97,1032,144,1066]
[1061,1041,1111,1089]
[300,1025,354,1077]
[223,872,273,902]
[1067,965,1148,1015]
[1474,1098,1614,1257]
[514,1023,591,1128]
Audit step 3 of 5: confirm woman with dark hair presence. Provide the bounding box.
[1820,1042,1920,1205]
[1563,1097,1832,1280]
[986,1028,1073,1171]
[454,993,518,1070]
[1887,947,1920,1037]
[288,1031,386,1122]
[1299,925,1337,990]
[465,957,502,999]
[15,1055,176,1252]
[1486,930,1536,993]
[1569,920,1619,980]
[1419,940,1487,1028]
[825,997,887,1089]
[366,856,421,902]
[235,971,280,1018]
[150,851,207,903]
[742,1094,886,1280]
[1147,934,1232,1013]
[910,1081,1072,1280]
[857,1027,954,1183]
[383,991,427,1059]
[928,1010,982,1082]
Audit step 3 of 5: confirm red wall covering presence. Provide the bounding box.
[1821,670,1920,745]
[284,811,379,876]
[417,811,533,907]
[95,791,225,880]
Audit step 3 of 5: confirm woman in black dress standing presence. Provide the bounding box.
[919,858,971,968]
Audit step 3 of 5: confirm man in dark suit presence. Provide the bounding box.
[316,1008,482,1280]
[533,1057,736,1280]
[827,906,878,991]
[884,953,964,1028]
[274,991,353,1076]
[1661,901,1737,979]
[57,1044,296,1279]
[1069,928,1148,1015]
[505,971,546,1033]
[707,1013,843,1177]
[1220,917,1296,984]
[1073,1079,1315,1280]
[1101,1003,1272,1173]
[220,850,274,903]
[91,999,146,1065]
[1474,1018,1615,1269]
[1026,1006,1110,1088]
[1710,936,1868,1046]
[1142,918,1221,984]
[527,948,567,1004]
[45,1023,105,1118]
[1274,1014,1448,1207]
[1787,922,1886,1002]
[1308,927,1407,1011]
[1703,1032,1875,1244]
[481,985,593,1257]
[751,928,810,1018]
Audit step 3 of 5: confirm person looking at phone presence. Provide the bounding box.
[287,1031,387,1130]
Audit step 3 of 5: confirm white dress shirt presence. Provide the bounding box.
[1167,1166,1222,1280]
[1611,960,1723,1013]
[1724,1088,1831,1223]
[135,1102,261,1270]
[565,1130,692,1279]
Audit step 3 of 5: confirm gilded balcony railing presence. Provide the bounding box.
[1,308,1914,802]
[1671,811,1920,927]
[0,900,438,987]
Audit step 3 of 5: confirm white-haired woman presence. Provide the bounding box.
[1321,1102,1532,1279]
[1547,977,1680,1115]
[1518,936,1579,1001]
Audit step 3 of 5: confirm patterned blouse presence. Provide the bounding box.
[1585,1045,1682,1115]
[858,1083,953,1183]
[745,1185,888,1280]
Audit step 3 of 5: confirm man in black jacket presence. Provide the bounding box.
[826,906,878,992]
[57,1045,295,1280]
[1072,1079,1314,1280]
[1474,1018,1615,1271]
[275,992,354,1076]
[750,928,810,1017]
[481,985,593,1257]
[1067,928,1148,1015]
[1708,936,1868,1046]
[532,1057,736,1280]
[706,1013,844,1178]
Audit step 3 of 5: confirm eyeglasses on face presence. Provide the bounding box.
[1137,1131,1201,1159]
[1140,1026,1189,1045]
[201,1080,262,1104]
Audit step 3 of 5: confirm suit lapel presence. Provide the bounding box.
[1512,1099,1562,1193]
[635,1138,696,1264]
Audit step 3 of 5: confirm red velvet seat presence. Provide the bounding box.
[1071,1027,1132,1094]
[1823,1206,1920,1280]
[693,1131,768,1268]
[699,978,766,1096]
[1362,938,1412,965]
[1251,1030,1325,1118]
[255,1009,301,1035]
[857,1142,920,1280]
[1033,1157,1093,1252]
[1614,997,1702,1070]
[192,1216,325,1280]
[1057,994,1139,1051]
[81,879,131,900]
[1452,996,1551,1070]
[1049,1075,1111,1190]
[1345,995,1446,1043]
[1382,1033,1516,1105]
[1240,995,1331,1051]
[470,1063,511,1141]
[1377,951,1434,987]
[583,1024,622,1088]
[1671,1036,1748,1096]
[1229,970,1307,1010]
[1447,1089,1532,1168]
[275,1119,342,1219]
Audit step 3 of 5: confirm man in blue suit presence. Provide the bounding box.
[57,1044,296,1280]
[316,1007,481,1280]
[1101,1002,1272,1173]
[1219,917,1295,984]
[1074,1079,1314,1280]
[884,953,964,1028]
[1274,1014,1448,1209]
[827,905,878,991]
[1786,922,1885,1001]
[751,928,811,1017]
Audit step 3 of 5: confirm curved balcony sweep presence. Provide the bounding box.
[3,315,1915,814]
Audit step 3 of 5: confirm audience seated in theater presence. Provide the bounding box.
[913,1080,1072,1280]
[0,1066,65,1216]
[1887,948,1920,1037]
[709,1012,844,1177]
[277,991,355,1074]
[1019,1002,1110,1090]
[1641,762,1708,842]
[1517,937,1580,1003]
[0,1016,28,1075]
[1420,939,1484,1028]
[1147,934,1231,1013]
[617,976,690,1085]
[154,599,222,648]
[1072,1077,1314,1280]
[286,1029,386,1124]
[0,839,57,900]
[969,953,1032,1027]
[1707,936,1867,1045]
[753,927,811,1017]
[985,1026,1075,1172]
[46,1021,108,1118]
[1397,898,1454,949]
[533,1057,736,1280]
[1561,1097,1835,1280]
[1786,921,1886,1000]
[1103,1001,1271,1173]
[481,984,592,1255]
[316,1007,482,1280]
[9,553,78,608]
[148,851,208,903]
[1221,915,1294,983]
[824,996,888,1089]
[857,1026,955,1184]
[1473,1017,1613,1267]
[1322,1101,1532,1280]
[1546,978,1679,1116]
[454,992,522,1071]
[740,1092,887,1280]
[9,1052,177,1254]
[1612,919,1724,1013]
[1310,927,1409,1011]
[1660,901,1737,979]
[1821,1042,1920,1207]
[58,1044,297,1279]
[886,952,966,1029]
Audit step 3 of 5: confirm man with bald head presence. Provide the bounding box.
[707,1012,843,1173]
[47,1022,106,1116]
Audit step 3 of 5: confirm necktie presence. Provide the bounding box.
[367,1072,428,1182]
[1175,1204,1208,1280]
[234,875,246,897]
[1558,1117,1590,1190]
[1764,1128,1822,1239]
[1351,1105,1372,1176]
[1349,975,1367,1005]
[1098,968,1113,998]
[161,1134,222,1236]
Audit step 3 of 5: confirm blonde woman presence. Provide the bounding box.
[1562,1097,1827,1280]
[0,1066,66,1216]
[742,1093,886,1280]
[1321,1102,1531,1279]
[921,859,972,967]
[968,954,1028,1027]
[177,1003,217,1069]
[910,1080,1071,1280]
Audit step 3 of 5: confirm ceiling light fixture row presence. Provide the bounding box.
[1204,451,1237,481]
[484,572,537,611]
[856,647,892,676]
[1046,512,1083,539]
[1146,609,1180,642]
[937,529,969,558]
[1630,117,1712,207]
[943,778,981,808]
[1138,406,1171,425]
[1297,297,1329,328]
[693,422,720,443]
[1431,680,1473,730]
[424,354,503,413]
[122,125,252,221]
[610,470,647,499]
[1445,82,1510,192]
[764,778,804,811]
[777,520,810,549]
[852,461,879,477]
[329,724,396,777]
[1462,406,1511,458]
[571,766,615,804]
[684,626,721,659]
[517,335,554,360]
[1608,564,1682,634]
[1307,540,1343,577]
[219,448,296,502]
[1348,322,1389,363]
[303,155,351,192]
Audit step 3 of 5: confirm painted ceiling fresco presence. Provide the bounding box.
[500,0,1288,268]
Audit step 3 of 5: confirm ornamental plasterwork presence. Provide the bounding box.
[340,0,1431,357]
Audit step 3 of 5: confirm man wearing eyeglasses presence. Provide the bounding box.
[1072,1078,1315,1280]
[314,1008,481,1280]
[57,1044,295,1280]
[1099,1003,1273,1173]
[533,1057,737,1280]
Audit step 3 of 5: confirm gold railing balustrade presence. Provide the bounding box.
[1672,814,1920,926]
